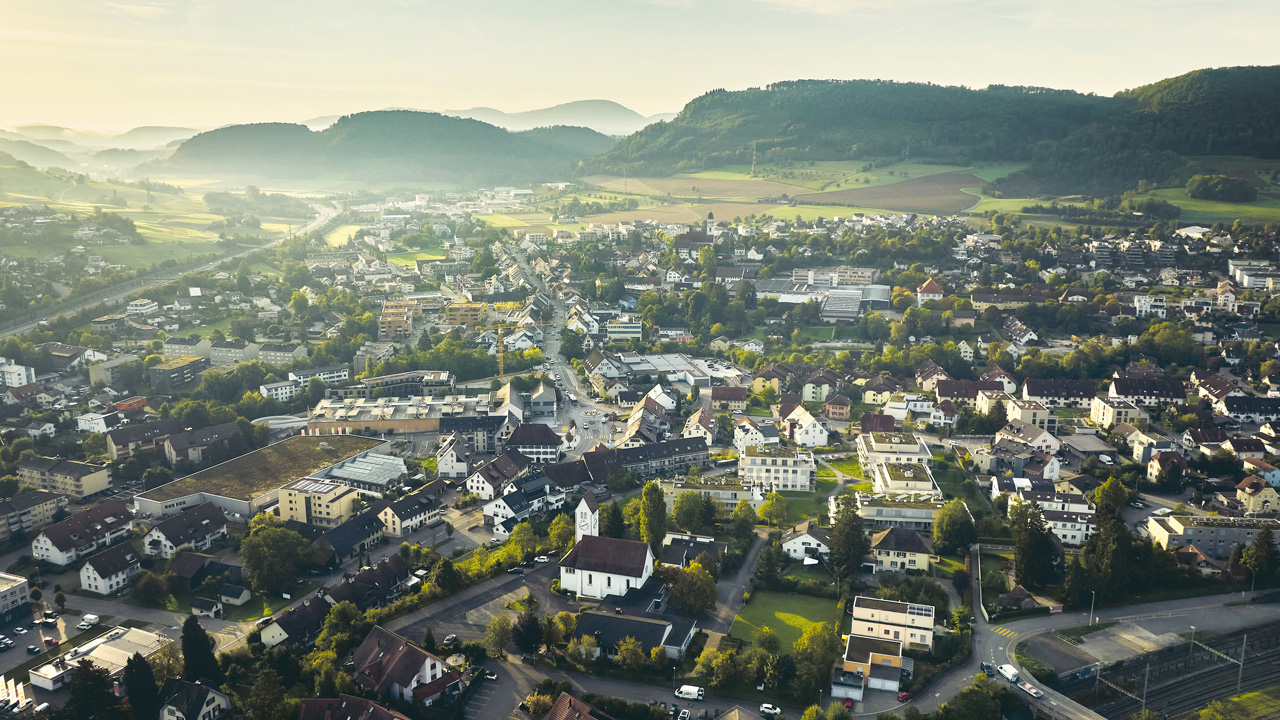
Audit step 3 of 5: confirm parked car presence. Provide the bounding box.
[443,634,458,646]
[483,670,498,681]
[26,646,39,655]
[759,705,783,717]
[534,555,549,563]
[13,627,26,635]
[1129,501,1145,509]
[897,692,912,703]
[506,567,523,575]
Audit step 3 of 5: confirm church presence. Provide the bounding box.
[558,496,654,600]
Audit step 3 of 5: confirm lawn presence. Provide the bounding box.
[323,224,365,247]
[779,491,826,524]
[474,213,529,228]
[731,590,842,649]
[1202,683,1280,720]
[1054,622,1116,644]
[387,250,446,267]
[816,466,836,479]
[933,555,965,579]
[824,458,863,478]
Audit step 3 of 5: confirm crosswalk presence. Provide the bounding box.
[991,626,1020,638]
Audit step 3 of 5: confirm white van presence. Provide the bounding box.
[997,664,1020,683]
[674,685,705,701]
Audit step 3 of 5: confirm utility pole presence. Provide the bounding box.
[1088,590,1096,626]
[1141,664,1150,711]
[1238,633,1247,694]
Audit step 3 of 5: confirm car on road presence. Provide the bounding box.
[12,627,26,635]
[506,567,523,575]
[490,537,504,545]
[26,646,38,655]
[42,611,57,620]
[981,662,995,677]
[534,555,549,563]
[1018,682,1044,698]
[443,634,458,646]
[897,692,912,702]
[43,637,58,647]
[677,711,689,720]
[759,704,783,716]
[483,671,498,681]
[1129,501,1145,509]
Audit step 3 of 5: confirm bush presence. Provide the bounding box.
[459,641,488,662]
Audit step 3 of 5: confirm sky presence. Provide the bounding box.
[3,0,1279,131]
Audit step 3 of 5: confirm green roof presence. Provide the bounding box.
[139,434,383,502]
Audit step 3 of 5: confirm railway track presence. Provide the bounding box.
[1087,643,1280,718]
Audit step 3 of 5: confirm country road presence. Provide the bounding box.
[0,201,340,340]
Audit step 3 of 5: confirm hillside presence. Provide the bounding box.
[0,138,79,170]
[447,99,674,136]
[160,110,613,184]
[595,67,1280,198]
[109,126,199,150]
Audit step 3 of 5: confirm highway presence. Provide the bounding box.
[0,202,339,340]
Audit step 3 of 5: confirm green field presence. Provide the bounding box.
[731,590,842,649]
[474,213,529,228]
[387,250,446,267]
[324,224,364,247]
[824,458,863,478]
[1181,684,1280,720]
[779,491,827,524]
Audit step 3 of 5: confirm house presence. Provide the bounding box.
[869,527,932,573]
[220,584,252,606]
[1147,451,1189,484]
[823,394,852,421]
[1225,437,1266,460]
[434,433,472,480]
[163,422,242,465]
[260,598,332,648]
[682,408,717,445]
[279,479,364,529]
[157,679,231,720]
[299,696,411,720]
[321,555,411,611]
[1108,378,1186,408]
[348,626,460,706]
[504,424,561,464]
[850,595,935,652]
[781,520,830,560]
[733,417,781,455]
[710,386,747,412]
[105,418,184,460]
[1235,476,1280,515]
[802,369,841,403]
[316,515,384,566]
[463,450,532,500]
[558,535,654,600]
[835,634,903,700]
[1022,378,1097,409]
[783,405,828,448]
[995,420,1062,455]
[143,503,227,559]
[79,543,141,596]
[570,579,699,660]
[26,422,55,439]
[376,494,441,538]
[739,445,816,491]
[191,596,223,619]
[31,499,133,566]
[916,278,943,306]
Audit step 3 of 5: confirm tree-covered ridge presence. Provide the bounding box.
[162,110,615,184]
[592,79,1114,175]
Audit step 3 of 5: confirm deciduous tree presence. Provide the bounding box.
[932,498,976,555]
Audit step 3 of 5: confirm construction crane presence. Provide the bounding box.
[473,321,554,377]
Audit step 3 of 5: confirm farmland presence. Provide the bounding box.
[323,224,365,247]
[795,171,989,214]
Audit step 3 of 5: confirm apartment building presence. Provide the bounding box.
[868,462,941,497]
[1090,396,1147,428]
[17,457,111,499]
[442,302,486,325]
[1147,515,1280,559]
[148,356,210,389]
[856,432,931,468]
[850,595,935,651]
[0,490,67,543]
[279,478,365,528]
[738,445,816,492]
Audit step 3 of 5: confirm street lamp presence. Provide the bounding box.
[1189,626,1196,662]
[1088,590,1097,626]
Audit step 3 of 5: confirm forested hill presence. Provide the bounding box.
[592,67,1280,197]
[159,110,615,184]
[588,80,1117,174]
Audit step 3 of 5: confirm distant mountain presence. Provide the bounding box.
[594,67,1280,197]
[300,115,341,130]
[0,138,78,170]
[160,110,615,184]
[109,126,198,150]
[446,100,674,136]
[93,147,172,169]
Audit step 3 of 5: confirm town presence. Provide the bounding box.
[0,183,1272,720]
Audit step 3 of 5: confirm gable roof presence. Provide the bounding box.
[917,278,944,295]
[711,386,748,402]
[783,520,830,547]
[506,423,562,447]
[558,535,651,577]
[148,503,225,547]
[320,514,384,558]
[469,450,532,489]
[83,543,140,578]
[159,679,225,720]
[543,693,618,720]
[323,554,409,611]
[299,696,411,720]
[106,418,184,446]
[870,527,932,554]
[38,499,132,552]
[349,626,453,696]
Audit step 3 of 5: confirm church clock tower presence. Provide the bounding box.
[575,495,599,543]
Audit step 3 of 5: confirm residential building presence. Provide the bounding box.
[995,419,1062,455]
[734,417,780,455]
[0,363,36,388]
[105,418,184,461]
[163,421,242,465]
[781,520,829,560]
[435,433,472,479]
[1004,398,1056,434]
[142,503,227,559]
[1090,396,1147,428]
[1022,378,1097,408]
[868,527,933,573]
[17,457,110,499]
[580,438,709,480]
[0,573,30,625]
[148,356,210,389]
[850,595,935,651]
[709,386,747,412]
[299,697,410,720]
[569,580,699,662]
[605,318,643,341]
[0,490,67,544]
[260,381,301,403]
[126,298,159,315]
[835,635,902,700]
[558,535,654,600]
[1234,476,1280,515]
[823,394,852,420]
[504,423,562,464]
[869,462,941,497]
[157,679,231,720]
[258,343,308,365]
[1147,515,1280,558]
[739,445,816,492]
[783,405,829,448]
[79,543,141,596]
[682,408,716,445]
[209,340,259,364]
[851,493,950,532]
[29,627,167,691]
[279,479,364,528]
[916,278,943,306]
[31,499,133,566]
[464,450,533,500]
[348,626,461,706]
[88,354,140,387]
[1108,378,1186,408]
[376,494,441,538]
[856,432,931,468]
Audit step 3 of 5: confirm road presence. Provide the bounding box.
[0,202,339,340]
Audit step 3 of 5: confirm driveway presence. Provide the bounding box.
[387,562,570,643]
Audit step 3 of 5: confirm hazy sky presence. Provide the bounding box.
[3,0,1279,130]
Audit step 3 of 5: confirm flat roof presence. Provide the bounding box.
[139,435,383,503]
[32,627,167,681]
[844,634,902,662]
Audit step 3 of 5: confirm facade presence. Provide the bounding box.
[79,543,141,596]
[443,302,487,325]
[1147,515,1280,558]
[733,417,781,455]
[279,478,364,528]
[157,679,231,720]
[1090,396,1147,428]
[995,420,1062,455]
[105,418,184,461]
[0,363,36,388]
[850,595,934,651]
[348,626,460,706]
[868,527,933,573]
[142,503,228,559]
[258,343,307,365]
[148,356,210,389]
[852,493,949,531]
[0,573,30,626]
[32,500,133,566]
[504,423,562,464]
[781,520,830,560]
[0,490,67,544]
[435,433,472,479]
[869,462,941,497]
[738,445,816,492]
[17,457,110,499]
[709,386,748,412]
[377,494,442,538]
